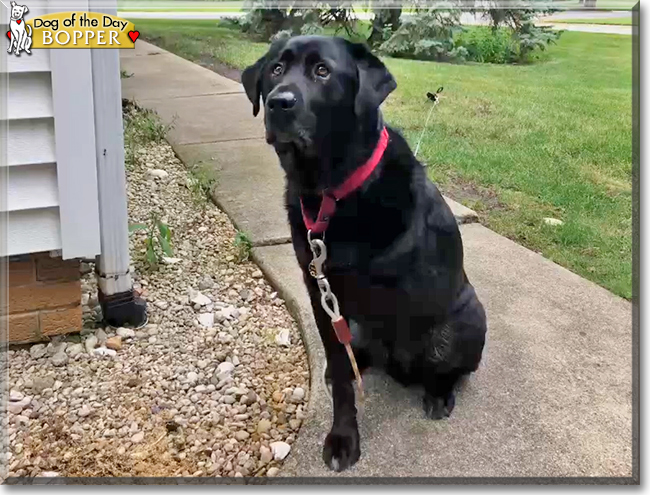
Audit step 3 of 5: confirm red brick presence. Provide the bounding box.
[36,256,80,282]
[8,280,81,314]
[8,259,36,287]
[2,312,40,343]
[40,305,82,337]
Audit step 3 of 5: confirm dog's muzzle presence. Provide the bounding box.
[264,88,306,144]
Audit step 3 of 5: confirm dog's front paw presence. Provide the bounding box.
[322,426,360,472]
[423,391,456,420]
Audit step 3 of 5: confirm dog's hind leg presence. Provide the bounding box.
[421,288,487,420]
[422,369,463,420]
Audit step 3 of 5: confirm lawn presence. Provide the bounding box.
[132,19,633,299]
[547,16,633,25]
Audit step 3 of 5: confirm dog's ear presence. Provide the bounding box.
[23,5,28,13]
[10,1,15,7]
[348,42,396,116]
[241,55,266,118]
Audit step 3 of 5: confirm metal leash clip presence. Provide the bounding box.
[307,231,364,402]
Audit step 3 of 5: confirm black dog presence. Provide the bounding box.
[242,36,487,472]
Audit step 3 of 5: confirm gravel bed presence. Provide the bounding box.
[2,131,309,478]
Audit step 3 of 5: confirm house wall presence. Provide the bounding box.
[1,0,101,260]
[0,0,116,342]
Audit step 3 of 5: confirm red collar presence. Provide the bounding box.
[300,127,389,235]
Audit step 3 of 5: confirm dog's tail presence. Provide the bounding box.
[26,24,32,36]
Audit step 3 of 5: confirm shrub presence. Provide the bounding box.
[379,5,561,65]
[379,11,466,62]
[456,26,518,64]
[240,0,358,41]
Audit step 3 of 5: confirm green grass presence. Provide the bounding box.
[546,16,632,25]
[133,20,633,299]
[135,19,267,68]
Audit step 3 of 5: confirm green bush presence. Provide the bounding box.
[456,26,518,64]
[379,8,561,65]
[379,11,466,62]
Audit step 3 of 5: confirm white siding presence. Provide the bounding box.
[4,164,59,212]
[5,118,56,167]
[6,208,62,256]
[4,49,50,74]
[1,0,102,259]
[7,73,54,120]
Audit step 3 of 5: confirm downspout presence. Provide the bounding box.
[90,0,146,329]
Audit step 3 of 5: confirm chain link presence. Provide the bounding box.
[308,235,342,321]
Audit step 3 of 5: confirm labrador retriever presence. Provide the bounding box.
[242,35,487,472]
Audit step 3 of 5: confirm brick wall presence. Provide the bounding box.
[3,253,82,344]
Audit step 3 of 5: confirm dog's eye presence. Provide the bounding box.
[271,63,284,77]
[314,64,330,79]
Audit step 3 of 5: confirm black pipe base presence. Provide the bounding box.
[98,288,148,329]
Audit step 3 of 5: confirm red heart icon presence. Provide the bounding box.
[16,19,21,24]
[6,31,10,40]
[128,31,139,43]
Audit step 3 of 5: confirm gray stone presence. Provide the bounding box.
[78,405,92,418]
[9,390,23,402]
[84,335,98,353]
[189,289,211,307]
[291,387,305,403]
[235,430,249,441]
[46,342,67,356]
[116,327,136,339]
[147,169,169,179]
[32,376,54,393]
[95,328,107,345]
[257,419,272,434]
[270,441,291,461]
[66,343,84,357]
[216,362,234,375]
[29,344,47,360]
[275,328,290,347]
[198,276,214,291]
[51,352,68,367]
[131,432,145,444]
[260,445,273,464]
[7,403,23,415]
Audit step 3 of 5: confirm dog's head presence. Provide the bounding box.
[242,36,396,155]
[10,1,28,20]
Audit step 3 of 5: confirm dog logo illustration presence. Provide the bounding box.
[7,1,32,56]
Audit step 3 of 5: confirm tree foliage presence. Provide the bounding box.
[240,0,359,41]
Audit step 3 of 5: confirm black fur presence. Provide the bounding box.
[242,36,487,472]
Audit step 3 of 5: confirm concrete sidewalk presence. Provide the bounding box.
[121,42,635,480]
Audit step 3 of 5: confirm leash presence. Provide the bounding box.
[413,87,444,159]
[301,126,390,405]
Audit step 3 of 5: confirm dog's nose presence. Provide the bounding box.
[267,91,297,112]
